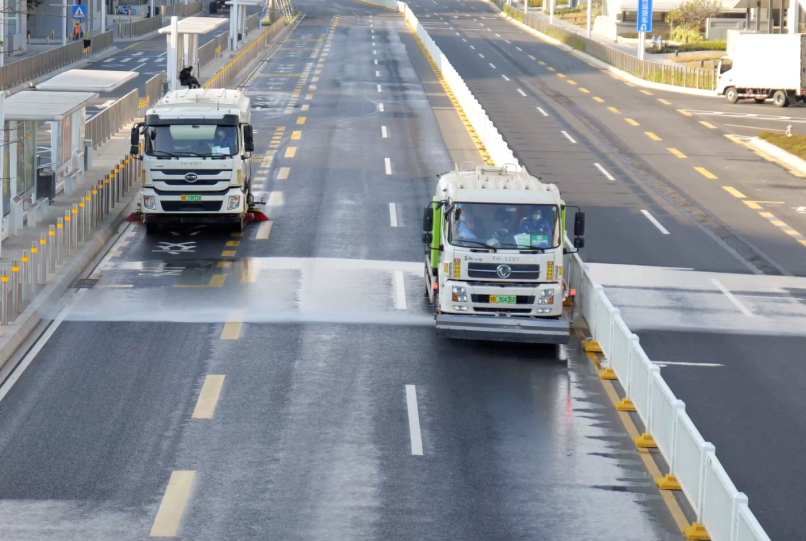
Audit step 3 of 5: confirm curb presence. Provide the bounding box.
[486,1,717,98]
[0,188,139,373]
[750,136,806,176]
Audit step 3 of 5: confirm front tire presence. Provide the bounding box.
[725,87,739,103]
[773,90,789,107]
[145,222,158,235]
[232,215,245,233]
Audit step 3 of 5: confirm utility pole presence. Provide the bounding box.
[587,0,592,38]
[0,0,6,68]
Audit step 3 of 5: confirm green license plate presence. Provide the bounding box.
[489,295,516,304]
[181,195,202,202]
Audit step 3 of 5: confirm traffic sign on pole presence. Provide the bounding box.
[637,0,652,32]
[71,4,87,18]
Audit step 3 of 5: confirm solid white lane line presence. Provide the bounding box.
[489,63,496,68]
[382,125,387,138]
[501,74,510,81]
[711,278,753,317]
[385,157,392,175]
[0,289,86,404]
[517,89,526,96]
[537,107,548,116]
[594,163,615,181]
[405,385,423,455]
[640,209,670,235]
[389,203,398,227]
[561,131,577,144]
[394,271,407,309]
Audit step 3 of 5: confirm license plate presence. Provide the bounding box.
[180,195,202,202]
[489,295,516,304]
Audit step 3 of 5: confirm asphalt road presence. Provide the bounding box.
[402,1,806,539]
[0,3,683,540]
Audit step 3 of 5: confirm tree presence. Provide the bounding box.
[666,0,723,30]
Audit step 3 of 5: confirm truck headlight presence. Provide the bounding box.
[453,305,468,311]
[143,195,156,210]
[227,195,241,210]
[537,289,555,305]
[452,286,467,302]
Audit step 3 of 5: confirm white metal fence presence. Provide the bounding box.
[90,31,114,54]
[199,32,230,67]
[360,0,772,538]
[398,2,523,170]
[563,248,771,541]
[161,0,203,17]
[0,42,86,91]
[118,15,164,38]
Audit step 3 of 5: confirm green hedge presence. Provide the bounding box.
[758,132,806,161]
[647,40,727,53]
[527,0,542,7]
[503,5,524,21]
[555,6,584,13]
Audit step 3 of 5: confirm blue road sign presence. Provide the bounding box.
[71,5,87,19]
[637,0,652,32]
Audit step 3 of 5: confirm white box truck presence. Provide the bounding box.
[130,88,256,233]
[717,34,806,107]
[422,165,585,344]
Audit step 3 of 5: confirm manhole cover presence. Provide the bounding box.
[73,278,99,289]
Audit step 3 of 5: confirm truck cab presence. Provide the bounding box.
[423,166,584,344]
[131,89,255,233]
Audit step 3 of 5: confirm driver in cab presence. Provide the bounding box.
[520,207,551,235]
[213,127,236,153]
[455,206,478,241]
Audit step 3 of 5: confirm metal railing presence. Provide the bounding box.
[496,0,716,90]
[118,15,163,39]
[142,72,166,115]
[246,13,260,32]
[162,0,203,17]
[0,41,86,91]
[204,16,287,89]
[90,31,114,54]
[0,153,140,326]
[85,89,140,149]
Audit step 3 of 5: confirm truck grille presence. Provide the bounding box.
[161,201,223,212]
[474,307,533,314]
[159,178,227,186]
[154,169,230,176]
[471,295,535,304]
[467,263,540,280]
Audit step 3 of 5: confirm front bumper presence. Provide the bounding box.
[436,312,570,344]
[142,187,244,223]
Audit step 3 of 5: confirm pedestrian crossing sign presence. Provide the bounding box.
[72,5,87,18]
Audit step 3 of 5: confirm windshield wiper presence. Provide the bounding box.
[497,243,547,253]
[150,150,181,158]
[454,239,497,252]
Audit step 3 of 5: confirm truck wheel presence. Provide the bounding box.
[773,90,790,107]
[232,216,245,233]
[145,222,158,235]
[725,87,739,104]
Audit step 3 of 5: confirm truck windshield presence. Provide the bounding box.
[448,203,561,250]
[144,124,239,157]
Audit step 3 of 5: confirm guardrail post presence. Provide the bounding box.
[102,177,109,218]
[731,492,749,541]
[80,198,86,243]
[21,251,28,307]
[72,204,79,249]
[1,271,8,326]
[669,400,685,480]
[56,218,64,265]
[11,260,19,316]
[646,364,660,432]
[30,242,39,292]
[93,187,100,227]
[65,211,72,257]
[697,442,715,523]
[47,227,55,274]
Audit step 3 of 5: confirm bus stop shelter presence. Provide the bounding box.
[225,0,263,50]
[159,17,230,92]
[0,91,97,241]
[35,69,139,93]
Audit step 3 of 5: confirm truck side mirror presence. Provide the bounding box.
[574,211,585,237]
[422,207,433,232]
[422,232,432,244]
[243,125,255,152]
[573,236,585,249]
[130,127,139,155]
